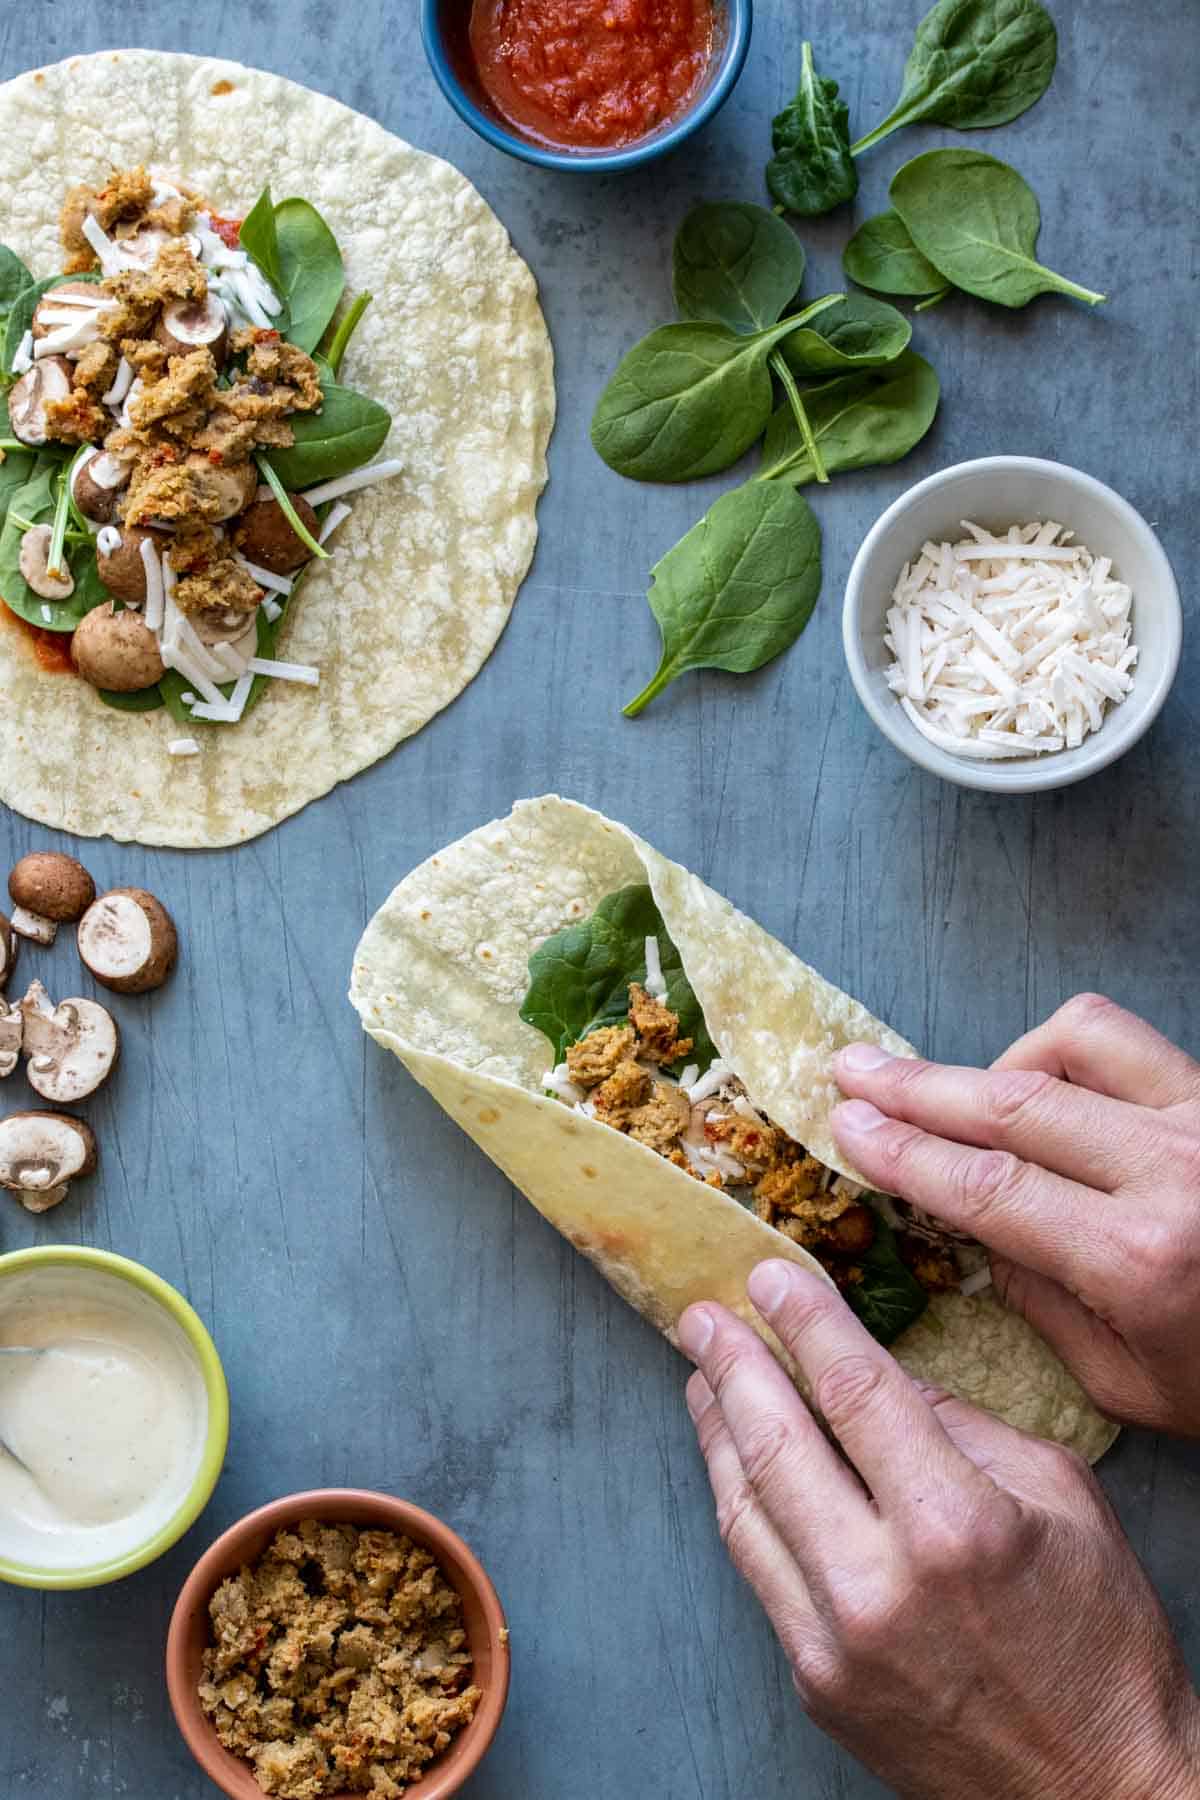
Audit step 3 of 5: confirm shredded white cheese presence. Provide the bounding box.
[139,537,165,633]
[543,1064,586,1105]
[885,521,1137,760]
[685,1060,731,1104]
[11,331,33,375]
[959,1266,993,1299]
[643,935,667,1000]
[234,554,292,596]
[261,597,282,623]
[246,657,319,686]
[102,356,135,408]
[317,500,353,544]
[167,738,201,757]
[300,459,405,508]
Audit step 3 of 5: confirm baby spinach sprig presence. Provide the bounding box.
[768,0,1058,221]
[254,454,330,560]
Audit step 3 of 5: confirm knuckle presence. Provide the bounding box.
[981,1068,1056,1132]
[955,1146,1028,1219]
[792,1647,853,1716]
[910,1493,1025,1576]
[828,1578,904,1655]
[1056,992,1120,1036]
[813,1353,889,1434]
[714,1477,759,1562]
[737,1413,796,1498]
[1126,1215,1181,1288]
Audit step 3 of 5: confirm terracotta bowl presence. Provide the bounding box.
[166,1489,509,1800]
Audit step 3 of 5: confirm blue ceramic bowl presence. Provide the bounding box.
[421,0,753,172]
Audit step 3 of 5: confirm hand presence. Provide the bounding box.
[679,1263,1200,1800]
[831,994,1200,1435]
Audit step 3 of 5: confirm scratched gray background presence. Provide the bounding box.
[1,1,1197,1795]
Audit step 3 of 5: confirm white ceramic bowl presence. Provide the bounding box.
[842,457,1182,793]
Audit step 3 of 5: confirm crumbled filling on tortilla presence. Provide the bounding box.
[37,166,324,604]
[198,1519,482,1799]
[559,989,960,1295]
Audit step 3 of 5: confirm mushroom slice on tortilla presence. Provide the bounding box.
[0,1111,97,1213]
[19,980,119,1103]
[76,888,178,994]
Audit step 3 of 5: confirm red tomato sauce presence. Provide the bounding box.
[0,600,75,674]
[468,0,715,151]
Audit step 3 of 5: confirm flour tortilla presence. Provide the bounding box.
[0,51,554,847]
[350,797,1116,1463]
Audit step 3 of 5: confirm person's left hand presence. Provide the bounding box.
[678,1262,1200,1800]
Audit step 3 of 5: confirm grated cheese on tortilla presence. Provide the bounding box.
[885,521,1137,760]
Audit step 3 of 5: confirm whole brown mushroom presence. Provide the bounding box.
[9,853,96,925]
[96,524,162,605]
[233,495,320,574]
[71,604,165,693]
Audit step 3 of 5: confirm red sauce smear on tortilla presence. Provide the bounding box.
[0,600,75,674]
[468,0,715,150]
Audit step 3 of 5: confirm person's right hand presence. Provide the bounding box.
[831,994,1200,1436]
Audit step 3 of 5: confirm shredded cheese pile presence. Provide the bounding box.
[885,520,1137,760]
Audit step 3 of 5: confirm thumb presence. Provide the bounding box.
[990,1255,1146,1426]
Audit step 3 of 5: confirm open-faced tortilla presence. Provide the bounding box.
[0,51,554,847]
[351,796,1116,1463]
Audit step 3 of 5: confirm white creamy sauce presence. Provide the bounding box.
[0,1268,208,1570]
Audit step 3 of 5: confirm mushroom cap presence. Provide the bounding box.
[73,451,130,526]
[76,888,178,995]
[96,525,159,605]
[0,912,13,992]
[155,293,229,366]
[30,280,105,339]
[0,1110,97,1210]
[9,852,96,923]
[19,980,120,1104]
[233,496,320,574]
[71,602,165,693]
[18,522,75,600]
[183,453,257,522]
[8,357,73,447]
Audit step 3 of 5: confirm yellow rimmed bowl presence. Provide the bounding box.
[0,1245,229,1590]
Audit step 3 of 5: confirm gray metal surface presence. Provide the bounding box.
[1,2,1196,1795]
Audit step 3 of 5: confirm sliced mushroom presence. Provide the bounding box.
[18,523,75,600]
[0,1111,97,1212]
[71,602,165,693]
[96,523,159,604]
[72,450,130,525]
[184,453,258,522]
[0,1003,20,1077]
[156,293,228,365]
[0,912,13,990]
[30,280,106,340]
[77,888,178,994]
[232,496,320,574]
[8,357,73,447]
[112,223,170,267]
[19,980,119,1103]
[10,907,56,947]
[9,853,96,938]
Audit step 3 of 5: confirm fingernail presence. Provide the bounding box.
[684,1372,710,1421]
[833,1098,889,1133]
[677,1305,714,1359]
[747,1259,791,1317]
[838,1042,894,1073]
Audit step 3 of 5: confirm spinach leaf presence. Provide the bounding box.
[4,271,102,374]
[843,1215,930,1345]
[852,0,1058,155]
[238,187,286,302]
[672,202,806,335]
[767,43,859,217]
[0,467,109,630]
[0,246,32,310]
[591,301,840,484]
[779,293,912,377]
[263,382,391,488]
[624,481,821,715]
[842,209,950,300]
[890,150,1106,308]
[0,390,36,519]
[520,884,717,1075]
[758,351,940,486]
[274,198,345,354]
[98,685,166,712]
